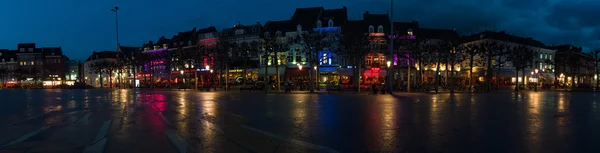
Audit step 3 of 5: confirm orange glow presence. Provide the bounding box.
[369,33,385,37]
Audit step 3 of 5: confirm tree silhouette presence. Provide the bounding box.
[506,45,536,91]
[340,31,370,92]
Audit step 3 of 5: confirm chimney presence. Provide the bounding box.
[363,11,369,20]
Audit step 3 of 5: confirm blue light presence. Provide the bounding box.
[313,27,340,33]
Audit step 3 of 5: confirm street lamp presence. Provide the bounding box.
[298,64,303,70]
[535,69,539,74]
[110,6,119,52]
[386,61,391,68]
[205,65,210,70]
[313,66,317,70]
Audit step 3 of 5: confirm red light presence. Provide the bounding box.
[371,68,380,71]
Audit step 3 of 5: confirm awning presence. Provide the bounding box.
[318,66,338,73]
[284,68,309,77]
[258,66,286,76]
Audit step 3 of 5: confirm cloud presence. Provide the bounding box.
[366,0,600,50]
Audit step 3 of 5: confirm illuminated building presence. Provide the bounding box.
[84,51,117,87]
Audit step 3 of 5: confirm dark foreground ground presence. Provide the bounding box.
[0,89,598,153]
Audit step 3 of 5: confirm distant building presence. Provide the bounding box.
[84,51,117,87]
[552,45,595,86]
[461,31,555,86]
[64,60,80,86]
[14,43,67,86]
[0,49,18,87]
[221,22,262,82]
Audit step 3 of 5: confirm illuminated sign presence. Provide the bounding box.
[371,68,380,71]
[369,33,386,37]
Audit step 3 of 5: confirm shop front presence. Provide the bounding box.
[226,69,258,85]
[363,68,387,85]
[258,66,286,83]
[318,66,340,87]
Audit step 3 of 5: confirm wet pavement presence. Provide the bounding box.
[0,89,599,153]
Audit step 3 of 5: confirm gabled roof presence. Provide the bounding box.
[416,28,459,41]
[172,27,198,46]
[220,22,262,38]
[197,26,217,34]
[86,51,117,62]
[551,45,582,53]
[0,50,17,62]
[363,12,390,33]
[318,6,347,27]
[118,46,139,59]
[42,47,62,56]
[291,7,324,30]
[462,31,548,49]
[17,43,35,49]
[262,20,294,35]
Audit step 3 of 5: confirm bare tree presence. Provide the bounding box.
[214,40,233,90]
[340,31,370,92]
[459,43,481,91]
[476,42,505,91]
[297,31,326,93]
[0,68,7,87]
[506,45,536,91]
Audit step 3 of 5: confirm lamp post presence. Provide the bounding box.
[111,6,120,51]
[389,0,394,94]
[314,66,318,90]
[387,61,392,93]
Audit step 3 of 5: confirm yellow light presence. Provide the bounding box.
[205,65,210,70]
[386,61,391,68]
[313,66,317,70]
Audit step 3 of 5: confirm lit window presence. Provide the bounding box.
[297,24,302,31]
[328,19,334,27]
[377,25,384,33]
[407,29,413,35]
[316,21,322,28]
[31,61,34,65]
[368,25,374,33]
[549,54,552,60]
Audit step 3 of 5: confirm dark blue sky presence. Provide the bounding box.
[1,0,599,60]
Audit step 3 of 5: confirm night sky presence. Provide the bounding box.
[1,0,598,60]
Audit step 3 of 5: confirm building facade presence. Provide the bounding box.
[84,51,117,88]
[0,49,18,87]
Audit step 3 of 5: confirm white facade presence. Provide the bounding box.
[84,58,117,87]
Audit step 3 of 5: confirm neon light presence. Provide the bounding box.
[371,68,380,71]
[145,48,167,53]
[369,33,386,37]
[389,35,416,39]
[313,27,340,33]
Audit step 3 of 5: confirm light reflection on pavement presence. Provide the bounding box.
[0,89,598,153]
